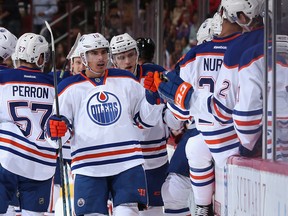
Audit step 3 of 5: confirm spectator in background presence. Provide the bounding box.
[170,0,186,26]
[170,39,183,69]
[176,10,192,41]
[0,0,22,37]
[188,11,199,48]
[32,0,58,34]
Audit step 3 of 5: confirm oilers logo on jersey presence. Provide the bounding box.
[87,91,121,126]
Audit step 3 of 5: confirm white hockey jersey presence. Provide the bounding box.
[233,42,288,155]
[179,33,242,166]
[56,68,165,177]
[136,64,182,170]
[0,66,57,180]
[204,28,264,123]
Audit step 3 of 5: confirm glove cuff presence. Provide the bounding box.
[174,82,192,109]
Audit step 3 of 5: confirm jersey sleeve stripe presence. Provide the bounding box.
[72,147,142,163]
[234,119,262,126]
[209,142,239,153]
[233,108,263,116]
[204,133,238,145]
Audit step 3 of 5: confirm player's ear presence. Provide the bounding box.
[37,53,45,67]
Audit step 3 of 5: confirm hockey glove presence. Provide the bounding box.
[145,89,162,105]
[46,115,69,141]
[154,71,193,110]
[144,71,157,92]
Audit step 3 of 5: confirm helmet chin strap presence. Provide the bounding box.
[237,18,253,32]
[86,65,104,76]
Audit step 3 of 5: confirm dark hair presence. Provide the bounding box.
[136,37,156,62]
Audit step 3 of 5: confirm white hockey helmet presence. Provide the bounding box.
[110,33,138,55]
[69,45,81,60]
[197,18,213,45]
[13,33,49,68]
[0,27,17,61]
[78,33,110,66]
[221,0,264,26]
[211,12,223,36]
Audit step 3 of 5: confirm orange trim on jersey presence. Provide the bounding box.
[196,53,224,57]
[102,69,109,85]
[0,81,54,88]
[234,119,262,126]
[268,121,272,126]
[212,33,241,43]
[180,57,196,68]
[239,54,264,72]
[58,80,88,96]
[0,137,57,159]
[213,100,231,121]
[141,144,166,152]
[171,112,191,121]
[223,63,238,69]
[138,65,144,81]
[205,133,238,145]
[72,147,142,163]
[190,171,214,180]
[18,67,42,73]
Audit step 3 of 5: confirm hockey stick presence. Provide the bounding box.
[64,161,72,216]
[60,32,81,78]
[45,21,68,216]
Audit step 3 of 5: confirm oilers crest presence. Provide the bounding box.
[87,91,121,126]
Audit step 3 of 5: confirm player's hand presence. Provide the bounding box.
[154,71,193,110]
[46,115,69,141]
[144,71,157,92]
[145,90,162,105]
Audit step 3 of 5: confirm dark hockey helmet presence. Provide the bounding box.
[136,37,155,62]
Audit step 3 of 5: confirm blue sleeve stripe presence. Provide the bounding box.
[0,146,56,166]
[213,97,233,114]
[235,126,262,134]
[209,142,239,153]
[168,103,190,115]
[0,129,56,152]
[200,125,235,136]
[191,178,215,187]
[71,154,143,170]
[233,108,263,116]
[190,163,214,172]
[71,140,139,157]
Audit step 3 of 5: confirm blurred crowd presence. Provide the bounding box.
[0,0,220,71]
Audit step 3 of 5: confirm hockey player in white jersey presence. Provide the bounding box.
[233,0,288,160]
[0,32,56,216]
[110,33,182,216]
[145,4,244,215]
[0,27,17,70]
[160,18,214,216]
[70,45,85,75]
[45,33,168,216]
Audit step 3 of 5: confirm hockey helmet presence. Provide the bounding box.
[221,0,264,26]
[136,37,155,62]
[197,18,213,45]
[110,33,138,55]
[78,33,110,67]
[0,27,17,61]
[13,33,49,68]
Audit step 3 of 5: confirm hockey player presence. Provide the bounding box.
[145,3,244,214]
[233,1,288,160]
[161,17,215,216]
[45,33,167,216]
[70,45,85,75]
[0,32,56,216]
[110,33,182,216]
[136,37,156,65]
[0,27,17,70]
